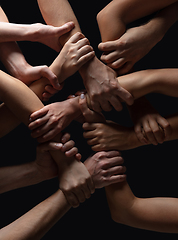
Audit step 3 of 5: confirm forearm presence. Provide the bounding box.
[0,189,70,240]
[106,182,178,233]
[37,0,81,46]
[0,162,46,194]
[118,69,178,99]
[148,1,178,42]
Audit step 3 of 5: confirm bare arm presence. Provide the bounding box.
[118,68,178,100]
[0,189,70,240]
[97,1,178,74]
[37,0,133,112]
[106,181,178,233]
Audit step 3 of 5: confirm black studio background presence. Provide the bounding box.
[0,0,178,239]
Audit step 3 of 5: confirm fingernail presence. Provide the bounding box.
[55,143,63,148]
[29,117,32,122]
[80,93,85,99]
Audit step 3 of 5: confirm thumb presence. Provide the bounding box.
[57,22,75,36]
[37,142,63,153]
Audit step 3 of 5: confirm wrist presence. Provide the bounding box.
[67,96,81,120]
[79,55,99,83]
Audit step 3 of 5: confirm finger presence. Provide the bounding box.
[109,95,123,112]
[42,92,52,102]
[74,153,82,161]
[115,85,134,106]
[98,41,116,52]
[44,85,60,95]
[65,147,78,157]
[117,61,134,75]
[83,129,97,139]
[67,32,85,44]
[75,37,90,49]
[90,99,102,113]
[39,66,61,90]
[61,133,71,143]
[106,150,123,159]
[87,137,99,146]
[109,57,126,69]
[37,141,63,152]
[73,188,86,204]
[149,120,164,144]
[37,127,61,143]
[29,117,49,132]
[82,122,96,131]
[77,51,95,67]
[63,191,80,208]
[87,177,95,194]
[100,51,121,64]
[58,21,75,36]
[157,118,172,140]
[134,124,149,144]
[79,93,100,119]
[107,165,126,176]
[61,140,75,152]
[99,98,113,112]
[105,174,127,186]
[29,107,49,122]
[143,121,158,145]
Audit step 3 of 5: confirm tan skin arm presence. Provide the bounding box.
[105,181,178,233]
[37,0,133,113]
[118,68,178,100]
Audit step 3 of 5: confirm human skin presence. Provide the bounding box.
[0,149,126,240]
[37,0,134,112]
[78,94,178,233]
[0,6,75,92]
[0,31,96,207]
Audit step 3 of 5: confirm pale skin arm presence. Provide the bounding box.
[37,0,133,112]
[0,6,76,90]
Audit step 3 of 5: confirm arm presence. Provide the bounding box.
[0,150,126,240]
[37,0,133,112]
[0,6,74,90]
[0,189,70,240]
[105,181,178,233]
[97,1,178,74]
[118,68,178,99]
[0,69,95,208]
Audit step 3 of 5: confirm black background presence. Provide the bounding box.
[0,0,178,239]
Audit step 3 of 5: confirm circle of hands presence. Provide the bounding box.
[27,23,170,208]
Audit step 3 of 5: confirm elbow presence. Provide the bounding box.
[96,7,109,29]
[109,208,123,224]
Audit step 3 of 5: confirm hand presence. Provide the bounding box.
[134,112,171,145]
[35,142,59,180]
[29,22,75,52]
[98,25,159,75]
[80,57,134,112]
[83,120,141,151]
[58,158,95,208]
[52,32,95,84]
[129,98,172,145]
[60,132,81,161]
[79,93,106,123]
[35,133,81,180]
[84,151,126,188]
[16,62,60,101]
[29,98,80,142]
